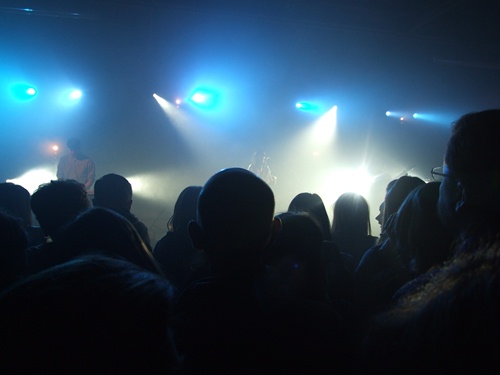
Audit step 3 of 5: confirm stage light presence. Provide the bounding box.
[312,105,337,144]
[296,101,320,112]
[319,167,375,207]
[189,89,219,109]
[59,88,83,105]
[175,99,181,105]
[7,167,56,194]
[11,83,37,101]
[413,113,418,119]
[69,89,82,100]
[386,111,391,116]
[400,117,405,121]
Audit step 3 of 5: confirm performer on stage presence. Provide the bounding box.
[248,151,277,185]
[57,138,95,190]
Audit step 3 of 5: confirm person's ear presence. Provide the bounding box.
[454,182,467,214]
[188,220,205,250]
[270,216,282,241]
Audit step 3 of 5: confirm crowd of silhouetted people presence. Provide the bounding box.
[1,109,500,374]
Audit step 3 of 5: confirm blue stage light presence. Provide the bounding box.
[69,89,82,100]
[296,101,320,112]
[412,113,418,119]
[11,83,37,101]
[58,88,83,105]
[386,111,391,116]
[189,89,219,109]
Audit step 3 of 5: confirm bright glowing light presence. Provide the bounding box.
[188,88,220,109]
[7,167,57,194]
[412,113,418,119]
[153,93,195,132]
[175,98,181,105]
[386,111,391,116]
[52,145,59,152]
[11,83,37,101]
[126,172,178,202]
[69,89,82,100]
[312,105,337,144]
[192,93,205,103]
[58,88,83,105]
[319,167,375,208]
[296,101,321,112]
[400,117,405,121]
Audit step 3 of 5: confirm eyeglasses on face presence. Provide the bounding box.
[431,166,451,182]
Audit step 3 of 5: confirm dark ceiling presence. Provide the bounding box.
[1,0,500,181]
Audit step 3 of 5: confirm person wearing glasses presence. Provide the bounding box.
[432,109,500,243]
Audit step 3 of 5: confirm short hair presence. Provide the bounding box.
[59,207,162,275]
[197,168,275,250]
[30,180,90,239]
[66,138,81,150]
[0,182,32,227]
[446,109,500,177]
[93,173,132,209]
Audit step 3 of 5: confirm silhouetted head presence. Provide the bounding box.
[288,192,331,240]
[93,173,133,211]
[266,212,327,302]
[0,182,32,227]
[384,176,425,225]
[392,182,453,274]
[332,192,371,237]
[0,256,177,374]
[376,179,398,231]
[189,168,279,276]
[30,180,90,240]
[59,207,162,275]
[168,186,202,235]
[66,138,81,151]
[438,109,500,238]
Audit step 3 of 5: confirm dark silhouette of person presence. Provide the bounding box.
[28,180,90,274]
[153,186,208,296]
[437,109,500,244]
[58,207,164,276]
[355,176,425,317]
[0,182,44,246]
[174,168,351,374]
[265,212,330,304]
[57,138,95,190]
[361,110,500,374]
[288,192,332,241]
[0,256,178,374]
[331,192,378,266]
[93,173,151,249]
